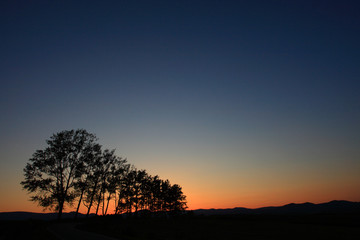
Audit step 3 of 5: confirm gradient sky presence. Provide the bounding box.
[1,0,360,213]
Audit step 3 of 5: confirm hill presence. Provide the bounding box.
[1,200,359,221]
[193,200,360,215]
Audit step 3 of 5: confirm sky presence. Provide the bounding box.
[1,0,360,213]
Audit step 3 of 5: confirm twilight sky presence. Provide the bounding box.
[1,0,360,213]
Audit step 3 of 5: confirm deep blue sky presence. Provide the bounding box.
[1,0,360,211]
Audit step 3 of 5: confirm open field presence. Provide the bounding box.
[1,212,359,240]
[76,213,360,240]
[0,220,58,240]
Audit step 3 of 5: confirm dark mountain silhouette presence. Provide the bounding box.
[193,200,360,216]
[0,211,94,221]
[2,200,359,220]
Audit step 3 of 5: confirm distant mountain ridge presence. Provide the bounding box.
[193,200,360,216]
[1,200,359,220]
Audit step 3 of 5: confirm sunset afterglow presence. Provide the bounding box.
[1,1,360,214]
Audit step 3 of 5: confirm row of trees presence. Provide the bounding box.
[21,129,187,219]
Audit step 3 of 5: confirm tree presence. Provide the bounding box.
[115,170,188,216]
[83,152,104,217]
[21,129,99,220]
[115,164,131,214]
[166,184,187,213]
[21,129,188,219]
[73,142,102,219]
[95,149,126,216]
[102,152,127,215]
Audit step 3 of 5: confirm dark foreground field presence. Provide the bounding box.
[76,213,360,240]
[1,213,359,240]
[0,219,58,240]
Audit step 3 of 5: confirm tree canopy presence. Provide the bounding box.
[21,129,187,219]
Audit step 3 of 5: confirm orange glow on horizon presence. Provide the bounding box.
[2,161,359,213]
[2,185,360,214]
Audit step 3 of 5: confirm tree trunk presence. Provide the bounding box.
[134,190,138,217]
[114,191,118,214]
[95,190,102,215]
[74,189,84,219]
[57,200,64,221]
[102,191,105,215]
[86,182,98,217]
[105,193,111,215]
[127,196,132,214]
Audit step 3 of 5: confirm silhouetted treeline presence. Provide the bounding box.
[21,129,187,220]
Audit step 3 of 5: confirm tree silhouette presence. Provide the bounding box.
[83,150,104,217]
[102,152,127,215]
[22,129,187,219]
[73,142,102,219]
[21,129,99,220]
[94,149,127,216]
[115,169,188,216]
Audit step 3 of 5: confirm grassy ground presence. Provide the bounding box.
[0,219,58,240]
[76,213,360,240]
